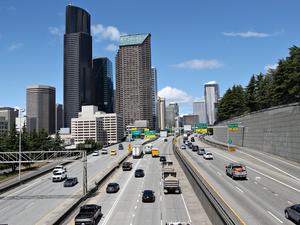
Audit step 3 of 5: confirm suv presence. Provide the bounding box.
[226,163,247,179]
[106,183,120,193]
[135,169,145,177]
[64,177,78,187]
[192,145,199,152]
[122,162,133,171]
[52,170,67,182]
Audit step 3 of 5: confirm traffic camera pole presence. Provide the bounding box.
[82,151,87,195]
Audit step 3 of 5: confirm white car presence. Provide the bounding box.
[92,150,99,156]
[101,148,108,154]
[53,165,67,174]
[180,145,186,150]
[203,152,213,160]
[52,170,67,182]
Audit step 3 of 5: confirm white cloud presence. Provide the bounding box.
[8,42,23,51]
[265,63,278,71]
[223,31,270,38]
[105,43,118,52]
[91,24,125,42]
[158,86,194,103]
[48,26,64,37]
[172,59,223,70]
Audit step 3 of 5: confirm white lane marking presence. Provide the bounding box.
[274,193,279,196]
[212,150,300,193]
[254,181,258,184]
[25,202,34,209]
[235,186,244,193]
[263,187,268,190]
[287,201,293,205]
[101,159,141,225]
[255,176,261,181]
[267,210,283,223]
[132,214,135,217]
[137,199,139,202]
[217,171,221,176]
[160,196,162,201]
[239,151,300,182]
[180,194,192,223]
[134,206,137,209]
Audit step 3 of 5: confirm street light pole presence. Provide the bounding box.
[18,108,24,181]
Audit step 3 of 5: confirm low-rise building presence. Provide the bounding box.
[71,106,123,145]
[0,117,8,135]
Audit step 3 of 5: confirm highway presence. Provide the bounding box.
[181,136,300,225]
[63,137,208,225]
[0,140,143,225]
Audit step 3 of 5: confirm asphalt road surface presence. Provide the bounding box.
[0,140,144,225]
[181,136,300,225]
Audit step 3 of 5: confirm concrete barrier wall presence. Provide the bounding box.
[213,103,300,163]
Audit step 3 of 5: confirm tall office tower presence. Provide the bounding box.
[64,5,93,128]
[151,67,158,130]
[0,107,18,132]
[193,100,207,123]
[93,57,114,113]
[204,81,220,125]
[115,33,153,129]
[165,103,179,129]
[157,97,166,130]
[26,85,56,134]
[56,104,64,133]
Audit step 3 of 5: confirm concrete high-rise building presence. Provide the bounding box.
[204,81,219,125]
[0,107,18,132]
[64,5,93,128]
[193,100,207,123]
[26,85,56,134]
[115,33,153,129]
[151,67,158,131]
[56,104,64,133]
[157,97,166,130]
[93,57,114,113]
[0,117,8,135]
[166,103,179,129]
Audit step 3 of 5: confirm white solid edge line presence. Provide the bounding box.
[267,210,283,223]
[239,151,300,182]
[212,150,300,193]
[180,194,192,223]
[101,159,141,225]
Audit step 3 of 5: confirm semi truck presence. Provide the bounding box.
[132,145,143,158]
[162,162,180,194]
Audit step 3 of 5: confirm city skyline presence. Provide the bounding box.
[1,1,300,114]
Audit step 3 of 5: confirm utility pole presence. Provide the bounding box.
[82,150,87,195]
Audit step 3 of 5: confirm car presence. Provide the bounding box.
[197,148,206,155]
[180,145,186,150]
[142,190,155,202]
[110,149,117,155]
[106,183,120,193]
[118,143,124,150]
[203,152,213,160]
[144,144,152,154]
[191,137,195,142]
[160,156,167,162]
[101,148,108,154]
[64,177,78,187]
[122,162,133,171]
[75,204,102,225]
[164,138,168,142]
[192,145,199,152]
[92,150,99,156]
[135,169,145,177]
[226,163,247,180]
[53,165,67,173]
[52,170,67,182]
[187,142,193,149]
[285,204,300,224]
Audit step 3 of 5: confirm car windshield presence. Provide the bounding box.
[136,169,143,172]
[53,172,62,175]
[144,190,153,195]
[206,153,212,155]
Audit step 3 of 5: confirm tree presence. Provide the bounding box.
[245,75,258,112]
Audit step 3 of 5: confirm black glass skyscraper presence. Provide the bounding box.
[93,57,114,113]
[64,5,93,128]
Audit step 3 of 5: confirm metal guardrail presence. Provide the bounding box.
[173,140,245,225]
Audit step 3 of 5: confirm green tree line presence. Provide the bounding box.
[217,45,300,122]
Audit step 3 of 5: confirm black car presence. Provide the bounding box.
[187,142,193,149]
[192,145,199,152]
[122,162,133,171]
[191,137,195,142]
[106,183,120,193]
[164,138,168,142]
[285,204,300,224]
[64,177,78,187]
[142,190,155,202]
[118,143,124,150]
[160,156,166,162]
[135,169,145,177]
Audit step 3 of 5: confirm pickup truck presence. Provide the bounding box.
[226,163,247,180]
[75,204,102,225]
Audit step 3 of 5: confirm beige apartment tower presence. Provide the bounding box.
[115,33,153,129]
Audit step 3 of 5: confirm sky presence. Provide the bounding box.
[1,0,300,114]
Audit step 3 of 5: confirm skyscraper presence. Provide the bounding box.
[157,97,166,130]
[204,81,220,125]
[115,33,153,129]
[151,67,158,130]
[165,103,179,129]
[93,57,114,113]
[0,107,18,132]
[64,5,93,128]
[26,85,56,134]
[56,104,64,133]
[193,100,207,123]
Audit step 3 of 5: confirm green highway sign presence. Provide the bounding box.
[131,130,141,136]
[196,123,208,128]
[227,123,238,131]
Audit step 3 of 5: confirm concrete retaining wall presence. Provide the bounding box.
[213,103,300,163]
